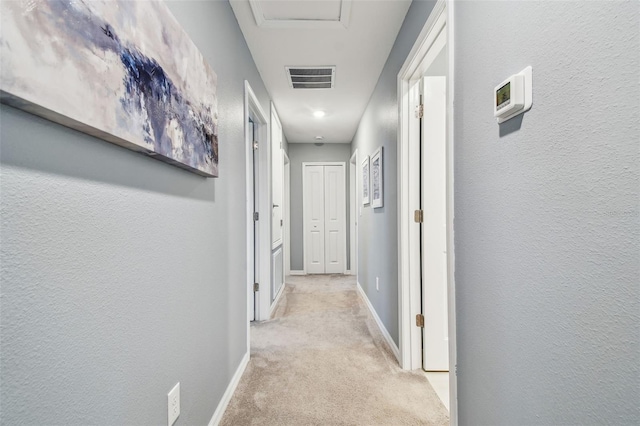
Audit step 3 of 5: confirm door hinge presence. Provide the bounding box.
[280,219,283,226]
[253,141,259,150]
[416,314,425,328]
[254,212,259,221]
[415,104,424,119]
[254,282,259,292]
[414,210,424,223]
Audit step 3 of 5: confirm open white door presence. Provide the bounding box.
[284,153,291,276]
[245,81,270,322]
[421,75,449,371]
[349,150,358,276]
[252,120,258,321]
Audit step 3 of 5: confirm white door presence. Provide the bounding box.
[304,165,326,274]
[249,119,257,321]
[284,156,291,275]
[324,165,346,273]
[303,163,346,274]
[271,109,283,247]
[349,152,358,276]
[421,76,449,371]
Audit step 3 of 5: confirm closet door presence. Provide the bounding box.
[304,165,325,274]
[324,165,346,273]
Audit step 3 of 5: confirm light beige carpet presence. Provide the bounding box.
[221,274,449,426]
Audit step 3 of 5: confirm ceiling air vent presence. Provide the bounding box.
[286,66,335,89]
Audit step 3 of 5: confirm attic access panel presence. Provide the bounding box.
[286,66,336,89]
[249,0,352,29]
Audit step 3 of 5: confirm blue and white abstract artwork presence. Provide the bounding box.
[0,0,219,177]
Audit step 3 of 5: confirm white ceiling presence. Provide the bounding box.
[230,0,412,143]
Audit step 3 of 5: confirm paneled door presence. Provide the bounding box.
[323,165,346,273]
[303,163,346,274]
[304,165,325,274]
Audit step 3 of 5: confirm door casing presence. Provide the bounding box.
[284,152,291,276]
[244,81,271,324]
[397,1,458,423]
[302,162,347,275]
[349,150,358,277]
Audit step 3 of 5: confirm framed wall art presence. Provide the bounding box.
[0,0,219,177]
[361,156,370,205]
[371,147,383,208]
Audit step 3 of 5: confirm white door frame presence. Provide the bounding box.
[244,81,271,324]
[302,162,347,274]
[284,152,291,276]
[349,150,358,277]
[397,1,458,423]
[271,103,284,250]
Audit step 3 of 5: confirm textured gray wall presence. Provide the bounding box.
[453,1,639,424]
[351,0,436,346]
[0,1,270,424]
[288,143,352,271]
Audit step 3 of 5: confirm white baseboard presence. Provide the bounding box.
[269,283,286,317]
[208,351,250,426]
[356,282,401,363]
[289,270,305,276]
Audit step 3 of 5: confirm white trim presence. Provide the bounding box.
[302,161,345,166]
[397,0,447,372]
[356,282,400,363]
[445,2,458,423]
[301,161,348,274]
[397,1,458,423]
[349,149,358,278]
[284,152,291,276]
[269,282,286,317]
[289,270,306,276]
[244,81,271,323]
[271,103,283,250]
[207,351,250,426]
[245,84,254,325]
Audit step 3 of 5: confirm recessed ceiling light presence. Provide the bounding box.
[313,111,326,118]
[315,136,324,140]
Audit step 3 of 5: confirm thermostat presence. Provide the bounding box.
[494,66,532,123]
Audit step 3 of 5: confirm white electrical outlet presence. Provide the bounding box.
[376,277,379,291]
[168,382,180,426]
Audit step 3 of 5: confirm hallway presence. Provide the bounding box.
[221,275,449,425]
[1,0,637,424]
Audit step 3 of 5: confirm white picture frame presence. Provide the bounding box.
[362,156,370,205]
[371,147,383,208]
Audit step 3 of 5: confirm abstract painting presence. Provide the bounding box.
[362,155,370,206]
[371,147,383,208]
[0,0,218,177]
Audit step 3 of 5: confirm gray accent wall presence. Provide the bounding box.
[288,143,352,271]
[453,1,639,424]
[351,0,437,346]
[0,1,270,424]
